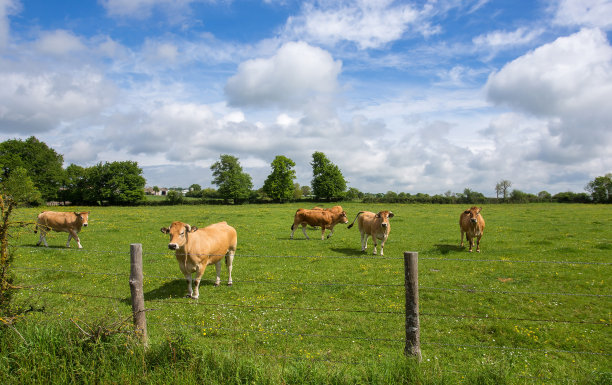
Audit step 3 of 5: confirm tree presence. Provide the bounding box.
[64,161,146,205]
[263,155,296,202]
[301,185,312,197]
[310,152,347,201]
[186,184,202,198]
[211,155,253,204]
[1,166,43,206]
[496,180,512,201]
[585,173,612,203]
[293,183,302,200]
[345,187,362,201]
[0,137,65,201]
[537,191,552,202]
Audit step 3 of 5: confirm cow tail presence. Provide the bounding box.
[347,212,364,229]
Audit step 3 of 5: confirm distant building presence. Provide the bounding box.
[144,187,169,196]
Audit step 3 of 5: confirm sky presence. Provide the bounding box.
[0,0,611,196]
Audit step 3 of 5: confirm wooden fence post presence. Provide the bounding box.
[404,251,421,361]
[129,243,148,347]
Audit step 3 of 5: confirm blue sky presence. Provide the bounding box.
[1,0,611,196]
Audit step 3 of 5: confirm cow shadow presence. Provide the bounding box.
[330,247,366,256]
[434,244,463,254]
[138,278,223,301]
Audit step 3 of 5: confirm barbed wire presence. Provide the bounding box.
[13,265,611,299]
[13,245,612,266]
[18,285,609,326]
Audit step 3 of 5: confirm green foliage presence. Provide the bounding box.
[552,191,592,203]
[310,151,347,201]
[0,136,64,201]
[263,155,296,202]
[1,167,43,206]
[585,173,612,203]
[64,161,146,205]
[165,190,184,204]
[211,154,253,204]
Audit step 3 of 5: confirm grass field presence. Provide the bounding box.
[5,203,612,383]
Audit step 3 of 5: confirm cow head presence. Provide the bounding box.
[75,212,90,227]
[339,211,349,224]
[375,211,394,228]
[464,207,482,224]
[161,221,198,250]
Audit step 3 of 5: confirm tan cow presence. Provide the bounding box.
[161,221,237,299]
[290,208,348,240]
[35,211,90,248]
[460,207,485,252]
[347,210,394,255]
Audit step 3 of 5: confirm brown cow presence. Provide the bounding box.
[35,211,90,248]
[290,208,348,240]
[460,207,485,252]
[161,221,237,299]
[347,211,394,255]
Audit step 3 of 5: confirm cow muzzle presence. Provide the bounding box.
[83,223,88,227]
[470,218,477,223]
[381,223,388,228]
[168,243,179,250]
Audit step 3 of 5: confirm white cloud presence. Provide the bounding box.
[100,0,200,19]
[0,69,117,133]
[486,28,612,163]
[225,41,342,109]
[0,0,19,49]
[283,0,421,49]
[554,0,612,29]
[34,30,86,55]
[473,27,544,54]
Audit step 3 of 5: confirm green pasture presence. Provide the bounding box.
[7,203,612,383]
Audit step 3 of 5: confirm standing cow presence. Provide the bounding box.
[35,211,90,248]
[347,210,394,255]
[161,221,237,299]
[460,207,485,252]
[290,208,348,240]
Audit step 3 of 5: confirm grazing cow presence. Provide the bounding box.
[460,207,485,252]
[161,221,237,299]
[290,208,348,240]
[347,211,394,255]
[35,211,90,248]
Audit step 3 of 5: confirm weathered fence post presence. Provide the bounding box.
[404,251,421,361]
[129,243,148,347]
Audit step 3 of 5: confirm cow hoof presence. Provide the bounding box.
[227,282,233,286]
[214,282,220,287]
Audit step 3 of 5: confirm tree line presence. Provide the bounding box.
[0,137,610,206]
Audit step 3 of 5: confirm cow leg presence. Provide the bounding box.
[37,231,48,247]
[379,236,387,256]
[184,273,194,298]
[467,235,474,252]
[301,224,310,240]
[192,265,207,299]
[372,237,378,255]
[460,230,465,248]
[360,232,366,251]
[327,225,334,239]
[226,250,234,286]
[290,223,297,239]
[214,260,222,286]
[476,235,482,252]
[67,230,82,248]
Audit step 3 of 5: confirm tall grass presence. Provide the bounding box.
[4,203,612,384]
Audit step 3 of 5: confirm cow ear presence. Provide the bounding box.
[191,226,198,232]
[389,212,394,218]
[375,212,381,218]
[161,227,169,234]
[464,210,470,214]
[74,212,80,216]
[184,224,191,232]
